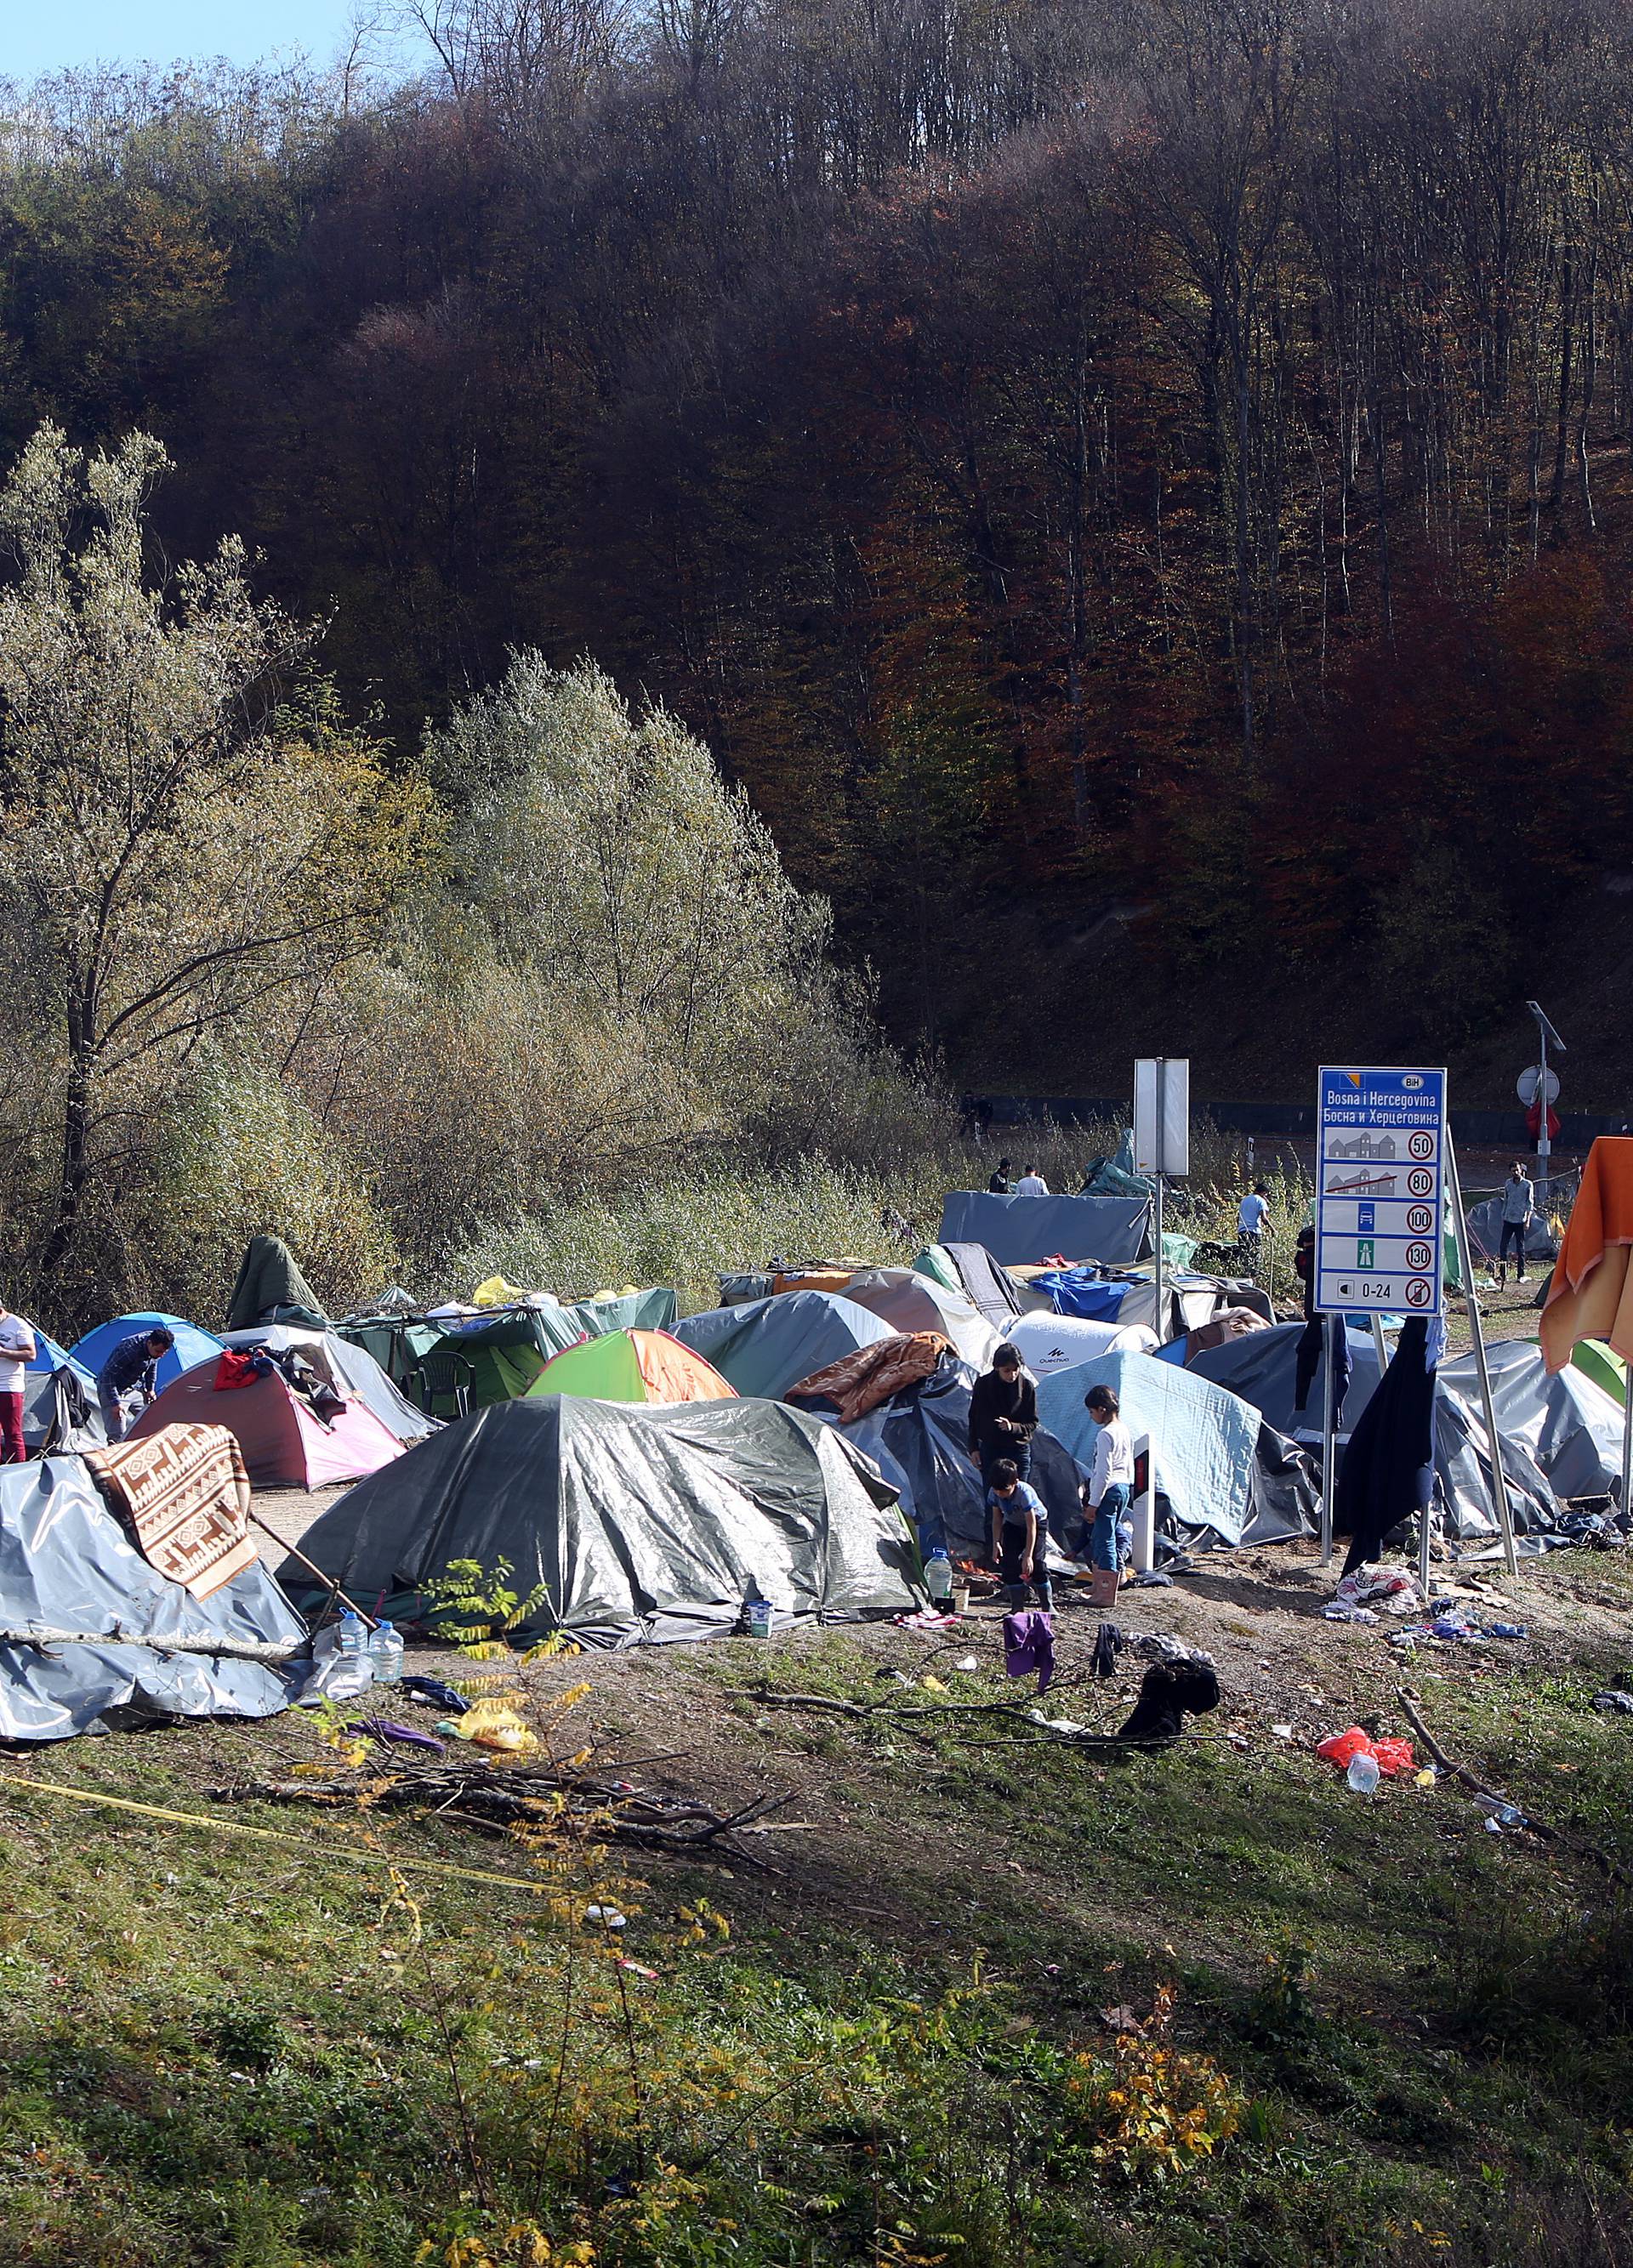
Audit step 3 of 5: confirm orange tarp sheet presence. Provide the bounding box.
[1539,1136,1633,1372]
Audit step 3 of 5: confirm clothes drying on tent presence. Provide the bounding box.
[1036,1350,1315,1552]
[913,1244,1022,1328]
[672,1292,896,1400]
[225,1235,328,1330]
[1004,1313,1158,1377]
[218,1326,438,1445]
[525,1329,735,1405]
[293,1398,922,1648]
[70,1313,225,1394]
[938,1191,1151,1268]
[1335,1316,1437,1575]
[838,1270,999,1370]
[786,1333,950,1424]
[0,1455,303,1740]
[20,1333,104,1456]
[128,1360,406,1489]
[1541,1136,1633,1370]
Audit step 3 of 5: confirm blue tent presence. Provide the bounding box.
[1036,1349,1281,1549]
[70,1313,225,1392]
[672,1292,896,1401]
[25,1328,94,1386]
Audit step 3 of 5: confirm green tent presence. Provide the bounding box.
[1571,1339,1627,1407]
[525,1328,735,1405]
[337,1290,681,1418]
[911,1246,962,1293]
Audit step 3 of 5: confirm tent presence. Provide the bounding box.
[938,1191,1151,1268]
[1572,1339,1627,1407]
[525,1329,735,1405]
[814,1360,1087,1559]
[837,1269,999,1370]
[672,1292,896,1400]
[128,1360,407,1490]
[1036,1350,1316,1551]
[913,1243,1022,1329]
[1188,1324,1562,1540]
[0,1456,302,1740]
[217,1326,438,1447]
[21,1332,104,1456]
[70,1313,225,1393]
[226,1234,327,1329]
[293,1398,922,1647]
[1004,1313,1159,1377]
[338,1290,680,1414]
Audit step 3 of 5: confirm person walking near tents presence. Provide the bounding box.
[1081,1384,1135,1573]
[95,1326,174,1442]
[968,1340,1037,1488]
[0,1302,37,1464]
[987,1157,1015,1193]
[987,1458,1053,1611]
[1016,1163,1050,1195]
[1497,1161,1536,1286]
[1237,1183,1270,1273]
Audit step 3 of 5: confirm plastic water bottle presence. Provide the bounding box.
[925,1553,953,1605]
[367,1619,403,1685]
[337,1612,371,1680]
[1346,1751,1381,1795]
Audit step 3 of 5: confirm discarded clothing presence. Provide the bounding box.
[1091,1620,1123,1680]
[1591,1690,1633,1714]
[1002,1608,1054,1693]
[786,1333,952,1424]
[1115,1661,1220,1742]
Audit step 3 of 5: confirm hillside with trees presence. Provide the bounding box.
[3,0,1633,1112]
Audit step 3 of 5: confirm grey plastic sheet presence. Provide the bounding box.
[937,1192,1152,1267]
[673,1293,896,1399]
[293,1397,924,1649]
[0,1457,305,1741]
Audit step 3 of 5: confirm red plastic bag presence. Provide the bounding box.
[1372,1737,1415,1777]
[1316,1726,1373,1771]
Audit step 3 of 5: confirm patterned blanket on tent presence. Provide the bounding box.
[785,1333,951,1424]
[86,1423,258,1600]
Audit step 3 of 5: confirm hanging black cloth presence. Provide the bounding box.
[1334,1315,1437,1577]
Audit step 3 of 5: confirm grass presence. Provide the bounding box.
[3,1591,1630,2267]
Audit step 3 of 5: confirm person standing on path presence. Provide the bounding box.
[1497,1161,1535,1286]
[1082,1384,1135,1572]
[968,1340,1038,1489]
[1237,1182,1270,1274]
[0,1303,37,1464]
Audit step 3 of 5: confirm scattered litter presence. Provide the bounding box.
[1488,1623,1528,1640]
[344,1719,446,1754]
[1316,1726,1414,1777]
[1026,1708,1090,1735]
[584,1905,627,1930]
[1129,1632,1215,1668]
[454,1700,539,1755]
[401,1674,470,1714]
[1129,1571,1173,1589]
[1323,1603,1379,1624]
[1414,1769,1436,1788]
[894,1609,961,1629]
[1335,1565,1422,1615]
[953,1656,981,1673]
[1346,1751,1380,1793]
[920,1674,948,1692]
[1272,1724,1293,1740]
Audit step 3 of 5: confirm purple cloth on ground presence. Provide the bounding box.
[1002,1608,1055,1693]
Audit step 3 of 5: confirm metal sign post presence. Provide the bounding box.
[1622,1373,1632,1525]
[1135,1059,1189,1347]
[1446,1134,1520,1578]
[1319,1316,1336,1566]
[1525,1000,1567,1212]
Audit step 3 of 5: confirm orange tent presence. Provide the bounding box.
[524,1328,736,1405]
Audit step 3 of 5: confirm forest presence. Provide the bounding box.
[3,0,1632,1073]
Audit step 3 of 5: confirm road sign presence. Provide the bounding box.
[1316,1066,1447,1317]
[1516,1065,1560,1107]
[1134,1058,1189,1179]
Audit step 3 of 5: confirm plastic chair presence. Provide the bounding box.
[407,1347,476,1420]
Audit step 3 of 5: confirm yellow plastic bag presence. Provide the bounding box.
[472,1274,530,1309]
[455,1699,540,1755]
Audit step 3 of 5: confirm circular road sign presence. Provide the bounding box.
[1517,1065,1561,1106]
[1404,1276,1433,1309]
[1405,1239,1434,1270]
[1407,1167,1434,1197]
[1408,1130,1435,1161]
[1407,1205,1434,1234]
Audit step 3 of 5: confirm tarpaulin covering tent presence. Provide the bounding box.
[816,1361,1087,1559]
[128,1361,407,1490]
[293,1399,922,1648]
[837,1270,999,1371]
[71,1313,225,1393]
[525,1330,735,1405]
[672,1293,896,1400]
[217,1327,438,1447]
[1004,1313,1159,1377]
[1188,1324,1562,1540]
[913,1244,1021,1329]
[1037,1350,1315,1551]
[226,1235,327,1329]
[0,1456,302,1740]
[938,1191,1151,1267]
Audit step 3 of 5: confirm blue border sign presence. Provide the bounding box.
[1315,1066,1446,1316]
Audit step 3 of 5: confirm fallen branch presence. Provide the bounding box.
[0,1625,303,1664]
[1396,1686,1629,1884]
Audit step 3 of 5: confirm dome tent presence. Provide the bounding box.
[526,1328,735,1406]
[128,1359,406,1490]
[293,1397,923,1648]
[217,1325,437,1446]
[672,1292,896,1400]
[70,1313,225,1393]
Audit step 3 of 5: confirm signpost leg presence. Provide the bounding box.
[1621,1384,1631,1521]
[1152,1058,1166,1345]
[1132,1433,1156,1573]
[1447,1134,1519,1578]
[1319,1316,1336,1569]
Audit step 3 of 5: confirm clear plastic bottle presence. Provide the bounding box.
[925,1553,953,1605]
[337,1611,370,1674]
[1346,1750,1381,1794]
[367,1619,404,1685]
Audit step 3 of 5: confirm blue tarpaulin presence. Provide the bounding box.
[1036,1350,1263,1548]
[937,1192,1150,1268]
[1026,1270,1132,1322]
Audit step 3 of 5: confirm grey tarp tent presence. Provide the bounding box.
[226,1234,327,1330]
[0,1458,304,1740]
[937,1191,1151,1267]
[1189,1323,1561,1541]
[672,1292,896,1400]
[293,1397,924,1648]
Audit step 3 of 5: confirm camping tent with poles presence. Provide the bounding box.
[525,1329,735,1406]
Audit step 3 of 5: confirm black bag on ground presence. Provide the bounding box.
[1115,1661,1220,1742]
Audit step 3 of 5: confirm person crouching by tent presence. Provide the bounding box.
[987,1458,1053,1612]
[95,1326,174,1443]
[0,1302,37,1464]
[968,1339,1037,1489]
[1081,1384,1135,1573]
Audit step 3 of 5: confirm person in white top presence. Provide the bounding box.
[1082,1383,1135,1572]
[1236,1183,1270,1273]
[0,1302,38,1466]
[1016,1165,1050,1196]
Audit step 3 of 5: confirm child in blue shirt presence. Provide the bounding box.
[986,1458,1053,1611]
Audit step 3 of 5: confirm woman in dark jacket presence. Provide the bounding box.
[967,1340,1038,1488]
